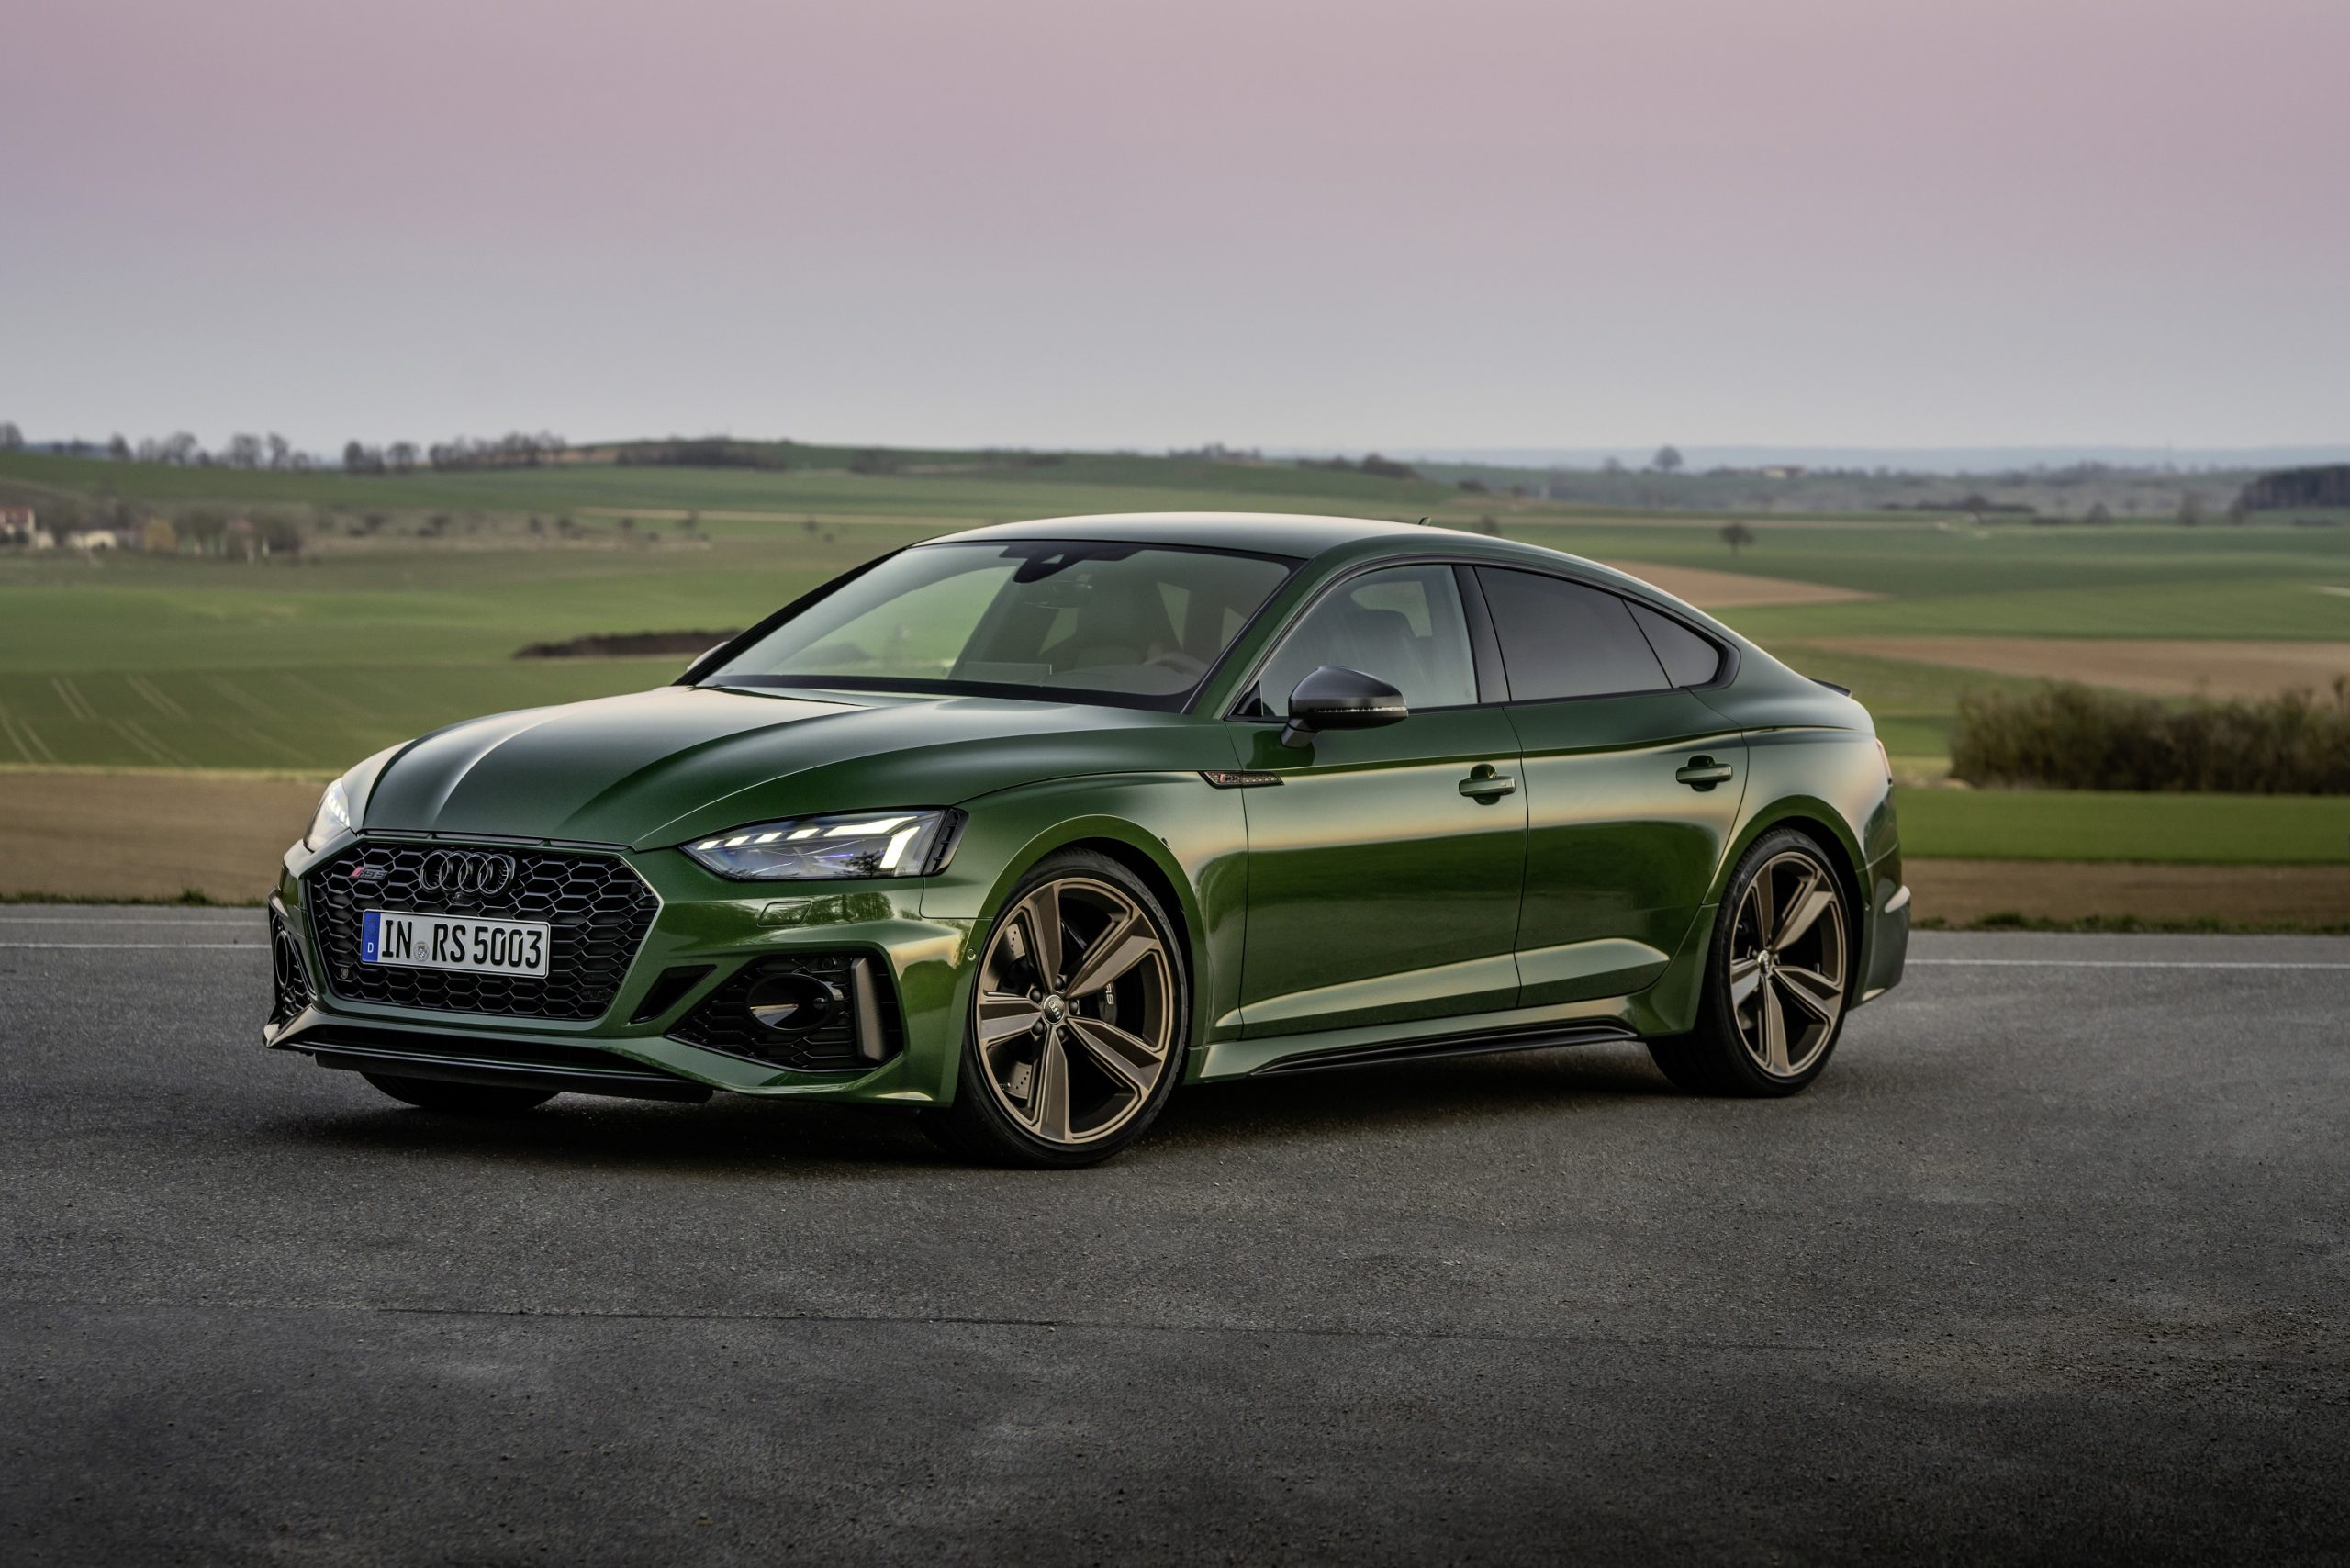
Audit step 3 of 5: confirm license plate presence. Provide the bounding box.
[361,910,550,977]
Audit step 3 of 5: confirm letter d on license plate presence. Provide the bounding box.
[361,910,551,976]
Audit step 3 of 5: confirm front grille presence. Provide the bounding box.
[268,908,312,1026]
[671,953,903,1072]
[305,841,659,1022]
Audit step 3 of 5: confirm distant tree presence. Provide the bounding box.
[265,433,291,470]
[342,440,366,472]
[1720,521,1756,555]
[177,508,229,554]
[386,442,419,473]
[2177,490,2206,527]
[107,433,130,461]
[2226,496,2251,526]
[1651,444,1684,475]
[2084,503,2113,525]
[1358,453,1421,481]
[1602,455,1625,475]
[1458,477,1488,494]
[162,431,201,465]
[0,421,21,451]
[255,516,304,557]
[139,518,179,555]
[224,433,264,469]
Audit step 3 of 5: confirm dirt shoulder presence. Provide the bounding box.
[1906,857,2350,929]
[1,770,316,902]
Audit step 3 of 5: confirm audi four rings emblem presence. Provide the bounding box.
[419,850,517,895]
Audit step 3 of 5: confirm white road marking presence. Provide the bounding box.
[0,942,266,950]
[0,917,262,925]
[1911,958,2350,970]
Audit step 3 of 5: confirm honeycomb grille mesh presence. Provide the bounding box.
[305,842,658,1022]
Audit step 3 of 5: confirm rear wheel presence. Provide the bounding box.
[922,850,1188,1168]
[1650,828,1853,1097]
[360,1072,556,1115]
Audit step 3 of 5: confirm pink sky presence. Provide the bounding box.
[3,0,2344,451]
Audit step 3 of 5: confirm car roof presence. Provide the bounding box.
[929,511,1437,559]
[922,510,1755,646]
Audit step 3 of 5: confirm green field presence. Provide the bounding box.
[1896,790,2350,864]
[4,448,2345,869]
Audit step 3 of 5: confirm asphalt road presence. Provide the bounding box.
[4,910,2346,1566]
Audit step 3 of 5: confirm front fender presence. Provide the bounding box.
[918,771,1251,1088]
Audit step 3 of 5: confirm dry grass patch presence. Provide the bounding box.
[1819,638,2350,700]
[1600,560,1878,609]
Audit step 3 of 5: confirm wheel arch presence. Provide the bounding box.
[1713,796,1870,967]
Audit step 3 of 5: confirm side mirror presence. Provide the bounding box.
[1281,666,1408,749]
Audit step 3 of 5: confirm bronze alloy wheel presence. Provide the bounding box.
[1727,847,1851,1079]
[971,874,1176,1147]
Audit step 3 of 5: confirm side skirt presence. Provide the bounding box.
[1247,1020,1639,1078]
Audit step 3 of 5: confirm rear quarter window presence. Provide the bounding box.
[1628,602,1726,688]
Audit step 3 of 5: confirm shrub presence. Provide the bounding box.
[1950,680,2350,794]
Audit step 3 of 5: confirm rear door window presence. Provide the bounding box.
[1473,568,1672,701]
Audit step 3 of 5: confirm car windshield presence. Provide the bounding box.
[704,541,1299,707]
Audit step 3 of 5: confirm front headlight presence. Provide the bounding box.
[305,778,353,850]
[681,809,960,881]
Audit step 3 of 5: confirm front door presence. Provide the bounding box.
[1230,564,1527,1036]
[1472,566,1749,1005]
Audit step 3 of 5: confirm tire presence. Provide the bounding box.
[360,1071,556,1115]
[1649,827,1855,1097]
[921,849,1190,1168]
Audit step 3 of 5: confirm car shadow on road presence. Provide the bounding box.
[275,1042,1688,1174]
[279,1092,956,1176]
[1147,1041,1683,1150]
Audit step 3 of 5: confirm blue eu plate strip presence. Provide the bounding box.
[361,909,380,964]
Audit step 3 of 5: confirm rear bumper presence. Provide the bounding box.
[266,836,978,1106]
[1858,855,1910,1004]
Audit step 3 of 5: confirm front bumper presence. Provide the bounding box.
[265,833,977,1106]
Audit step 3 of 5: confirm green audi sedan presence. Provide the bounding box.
[266,512,1908,1166]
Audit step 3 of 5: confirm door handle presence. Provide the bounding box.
[1675,756,1735,790]
[1459,765,1517,801]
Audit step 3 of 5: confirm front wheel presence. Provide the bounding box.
[921,850,1189,1168]
[361,1071,556,1115]
[1650,828,1854,1097]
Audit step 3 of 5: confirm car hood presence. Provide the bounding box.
[356,684,1220,850]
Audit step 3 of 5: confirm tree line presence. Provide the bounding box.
[341,432,566,474]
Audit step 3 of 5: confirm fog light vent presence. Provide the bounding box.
[668,954,901,1072]
[268,911,313,1027]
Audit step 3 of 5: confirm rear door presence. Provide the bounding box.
[1471,567,1748,1007]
